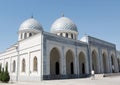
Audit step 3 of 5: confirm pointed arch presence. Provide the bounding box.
[22,59,26,72]
[92,50,99,73]
[66,49,74,75]
[102,52,109,73]
[50,47,60,75]
[33,56,38,71]
[79,51,86,74]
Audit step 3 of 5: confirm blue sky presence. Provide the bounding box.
[0,0,120,52]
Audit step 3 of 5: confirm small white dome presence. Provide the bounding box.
[19,18,43,32]
[51,17,78,34]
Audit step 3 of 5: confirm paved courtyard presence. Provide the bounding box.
[0,76,120,85]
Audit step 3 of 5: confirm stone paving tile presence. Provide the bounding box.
[0,77,120,85]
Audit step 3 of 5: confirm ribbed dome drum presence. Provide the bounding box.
[18,17,43,41]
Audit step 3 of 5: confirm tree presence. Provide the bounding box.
[1,66,10,83]
[0,68,4,81]
[0,65,1,73]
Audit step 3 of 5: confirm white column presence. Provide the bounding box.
[68,33,71,38]
[99,49,103,73]
[85,51,89,74]
[27,33,29,38]
[62,33,66,37]
[108,51,112,73]
[107,50,110,73]
[46,47,50,75]
[28,52,30,76]
[76,50,79,75]
[74,48,78,75]
[98,55,101,73]
[57,33,60,36]
[61,46,66,75]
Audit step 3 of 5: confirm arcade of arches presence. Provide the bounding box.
[49,47,87,77]
[49,47,118,77]
[91,49,117,74]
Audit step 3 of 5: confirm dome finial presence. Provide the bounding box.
[61,12,64,17]
[31,15,33,18]
[31,13,34,18]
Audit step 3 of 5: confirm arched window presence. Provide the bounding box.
[22,59,25,72]
[60,33,62,36]
[24,33,27,39]
[13,60,16,72]
[6,62,8,70]
[29,33,32,37]
[71,34,73,39]
[66,33,68,38]
[33,57,38,71]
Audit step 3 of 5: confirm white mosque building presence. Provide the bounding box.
[0,15,119,81]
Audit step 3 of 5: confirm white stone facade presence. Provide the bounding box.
[0,16,119,81]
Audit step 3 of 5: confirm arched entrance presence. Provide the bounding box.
[55,62,60,75]
[102,53,108,73]
[79,52,86,74]
[66,50,74,75]
[111,54,115,73]
[50,47,60,75]
[92,50,99,73]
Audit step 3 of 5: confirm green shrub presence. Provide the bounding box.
[2,66,10,83]
[0,66,10,83]
[2,71,10,82]
[0,65,1,73]
[0,68,4,81]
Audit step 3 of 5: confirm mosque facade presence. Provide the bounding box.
[0,16,119,81]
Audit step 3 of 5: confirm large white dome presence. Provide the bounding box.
[51,17,78,34]
[19,18,43,32]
